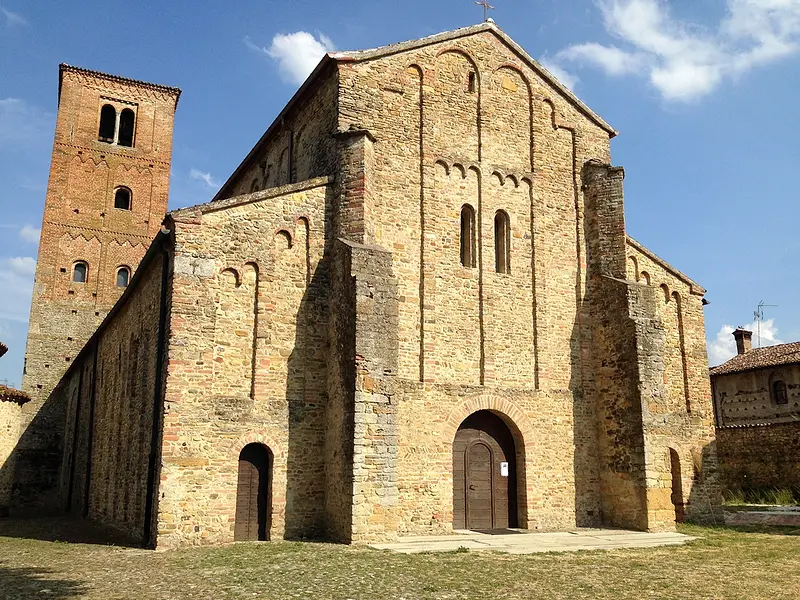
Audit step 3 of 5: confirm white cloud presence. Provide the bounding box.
[0,256,35,325]
[0,98,53,146]
[553,0,800,101]
[189,168,219,189]
[1,6,27,27]
[708,318,783,366]
[246,31,335,85]
[19,225,40,244]
[539,59,580,89]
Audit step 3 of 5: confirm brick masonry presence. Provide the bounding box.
[17,65,179,507]
[38,23,721,547]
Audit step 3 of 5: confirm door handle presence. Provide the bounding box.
[469,485,476,490]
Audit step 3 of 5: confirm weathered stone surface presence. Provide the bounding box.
[31,23,720,548]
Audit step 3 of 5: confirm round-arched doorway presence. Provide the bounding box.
[234,443,272,541]
[452,410,518,530]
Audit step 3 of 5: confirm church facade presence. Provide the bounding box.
[33,23,719,548]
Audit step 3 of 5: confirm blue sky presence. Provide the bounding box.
[1,0,799,387]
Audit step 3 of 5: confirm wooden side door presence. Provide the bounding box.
[234,444,271,541]
[465,442,494,529]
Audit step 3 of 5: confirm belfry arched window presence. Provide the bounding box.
[116,266,131,288]
[118,109,135,147]
[114,187,132,210]
[772,379,789,405]
[460,204,476,268]
[98,104,116,143]
[72,261,88,284]
[494,210,510,274]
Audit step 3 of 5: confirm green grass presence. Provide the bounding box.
[1,518,799,599]
[723,487,800,507]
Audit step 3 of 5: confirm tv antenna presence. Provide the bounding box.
[753,300,777,348]
[475,0,495,22]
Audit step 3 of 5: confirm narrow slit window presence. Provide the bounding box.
[118,109,135,147]
[116,267,131,288]
[494,210,511,274]
[114,187,131,210]
[467,71,476,92]
[72,262,88,284]
[98,104,116,143]
[460,204,476,268]
[250,178,260,193]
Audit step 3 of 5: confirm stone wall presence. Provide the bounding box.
[57,236,169,543]
[0,391,29,516]
[155,178,330,548]
[20,66,178,507]
[218,65,338,199]
[716,422,800,492]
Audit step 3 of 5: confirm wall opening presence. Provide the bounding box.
[494,210,510,274]
[118,108,135,147]
[72,261,88,284]
[114,187,132,210]
[453,410,518,530]
[460,204,476,268]
[98,104,116,143]
[669,448,686,524]
[234,443,273,541]
[116,267,131,288]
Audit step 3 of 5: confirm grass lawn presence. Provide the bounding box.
[1,518,799,599]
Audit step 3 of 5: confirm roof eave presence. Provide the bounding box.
[626,235,706,295]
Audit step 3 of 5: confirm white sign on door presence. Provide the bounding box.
[500,461,509,477]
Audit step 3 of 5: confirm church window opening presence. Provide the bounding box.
[494,210,510,274]
[460,204,476,268]
[772,379,789,405]
[467,71,476,93]
[116,267,131,288]
[114,187,132,210]
[72,262,88,284]
[98,104,116,143]
[250,178,260,193]
[118,109,135,147]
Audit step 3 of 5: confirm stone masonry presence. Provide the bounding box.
[35,22,720,548]
[16,66,179,508]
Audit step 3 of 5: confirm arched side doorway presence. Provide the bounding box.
[235,443,272,541]
[453,410,518,530]
[669,448,686,524]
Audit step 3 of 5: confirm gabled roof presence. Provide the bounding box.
[331,21,616,137]
[626,235,706,296]
[710,342,800,376]
[215,21,616,201]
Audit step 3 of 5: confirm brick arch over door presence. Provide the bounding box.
[444,394,532,528]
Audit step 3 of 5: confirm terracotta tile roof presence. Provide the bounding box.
[0,384,30,405]
[709,342,800,376]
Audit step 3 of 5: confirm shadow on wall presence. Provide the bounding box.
[685,439,725,526]
[0,563,88,598]
[1,390,65,516]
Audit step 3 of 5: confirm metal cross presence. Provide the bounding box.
[475,0,495,22]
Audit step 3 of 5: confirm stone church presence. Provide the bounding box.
[13,22,721,548]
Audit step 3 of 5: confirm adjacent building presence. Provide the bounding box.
[0,342,31,516]
[711,328,800,494]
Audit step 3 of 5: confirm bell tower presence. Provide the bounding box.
[17,65,180,504]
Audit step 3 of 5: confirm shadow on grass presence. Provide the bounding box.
[0,512,139,547]
[0,562,88,598]
[681,523,800,537]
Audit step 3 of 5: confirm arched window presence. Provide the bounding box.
[494,210,510,274]
[460,204,476,268]
[116,266,131,288]
[114,187,132,210]
[98,104,116,143]
[772,379,789,405]
[249,178,260,193]
[72,262,88,284]
[467,71,477,93]
[118,108,135,147]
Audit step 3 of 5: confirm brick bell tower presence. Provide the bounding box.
[17,65,180,505]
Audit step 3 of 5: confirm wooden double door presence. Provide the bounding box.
[234,443,272,541]
[453,410,518,530]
